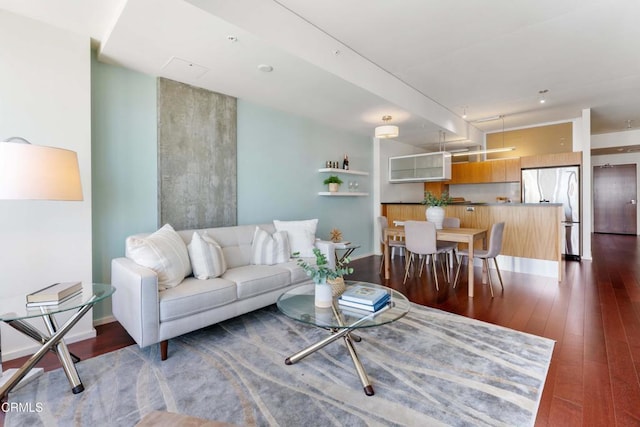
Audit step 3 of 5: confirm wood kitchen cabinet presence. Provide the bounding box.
[450,158,520,184]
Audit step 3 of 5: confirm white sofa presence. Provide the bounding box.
[111,223,334,360]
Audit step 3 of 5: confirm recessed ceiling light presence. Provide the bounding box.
[257,64,274,73]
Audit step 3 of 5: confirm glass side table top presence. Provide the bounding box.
[277,281,410,329]
[0,283,114,321]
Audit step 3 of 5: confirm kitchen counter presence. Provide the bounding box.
[381,202,563,280]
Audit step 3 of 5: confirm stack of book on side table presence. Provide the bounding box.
[26,281,82,307]
[338,284,390,314]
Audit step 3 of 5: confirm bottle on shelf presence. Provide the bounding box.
[343,154,349,170]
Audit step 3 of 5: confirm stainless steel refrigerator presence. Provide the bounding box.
[521,166,580,260]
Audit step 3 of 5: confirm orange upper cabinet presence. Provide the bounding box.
[450,158,520,184]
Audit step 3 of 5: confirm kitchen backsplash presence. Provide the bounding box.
[448,182,521,203]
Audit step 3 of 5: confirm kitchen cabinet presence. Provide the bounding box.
[389,152,451,182]
[450,158,520,184]
[520,152,582,169]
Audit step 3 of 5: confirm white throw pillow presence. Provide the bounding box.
[273,219,318,257]
[251,227,291,265]
[126,224,192,290]
[188,232,227,279]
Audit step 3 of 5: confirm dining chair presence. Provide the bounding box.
[402,221,448,289]
[436,217,460,280]
[453,222,505,297]
[377,216,406,273]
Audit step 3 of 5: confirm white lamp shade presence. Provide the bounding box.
[0,142,83,200]
[375,125,399,139]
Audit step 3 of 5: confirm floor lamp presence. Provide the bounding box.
[0,137,83,391]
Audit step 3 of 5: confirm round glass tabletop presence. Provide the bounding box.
[0,283,115,321]
[277,281,410,329]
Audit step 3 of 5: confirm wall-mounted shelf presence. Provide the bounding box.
[318,168,369,176]
[318,192,369,197]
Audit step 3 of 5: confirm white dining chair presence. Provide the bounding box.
[402,221,448,289]
[453,222,505,297]
[436,217,460,280]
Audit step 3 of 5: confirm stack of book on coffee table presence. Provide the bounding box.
[338,284,390,313]
[26,281,82,307]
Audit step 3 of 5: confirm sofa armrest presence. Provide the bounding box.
[314,240,336,269]
[111,257,160,348]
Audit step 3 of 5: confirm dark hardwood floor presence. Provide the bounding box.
[3,233,640,426]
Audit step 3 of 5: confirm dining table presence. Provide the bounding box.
[383,225,488,298]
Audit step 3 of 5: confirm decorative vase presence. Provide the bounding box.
[426,206,445,229]
[314,280,333,307]
[328,183,339,192]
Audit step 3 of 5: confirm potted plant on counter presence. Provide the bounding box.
[323,175,343,193]
[422,191,452,229]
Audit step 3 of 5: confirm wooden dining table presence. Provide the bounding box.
[383,225,488,298]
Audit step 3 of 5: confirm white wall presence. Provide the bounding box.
[592,128,640,235]
[0,11,94,360]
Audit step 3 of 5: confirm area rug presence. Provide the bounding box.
[5,304,554,426]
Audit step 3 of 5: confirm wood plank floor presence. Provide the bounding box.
[3,233,640,426]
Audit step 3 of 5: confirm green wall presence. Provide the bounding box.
[91,60,374,321]
[237,100,373,252]
[91,52,158,321]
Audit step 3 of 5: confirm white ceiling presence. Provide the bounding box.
[2,0,639,151]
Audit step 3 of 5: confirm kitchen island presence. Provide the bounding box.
[381,202,564,280]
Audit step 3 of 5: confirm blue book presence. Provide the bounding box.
[340,285,389,305]
[338,293,390,312]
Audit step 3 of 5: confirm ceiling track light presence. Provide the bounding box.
[539,89,548,104]
[374,115,399,139]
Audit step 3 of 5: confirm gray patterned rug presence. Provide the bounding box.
[6,304,553,426]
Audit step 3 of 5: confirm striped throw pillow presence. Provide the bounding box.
[188,232,227,280]
[251,227,291,265]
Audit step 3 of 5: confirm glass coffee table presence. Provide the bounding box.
[277,281,410,396]
[0,283,115,400]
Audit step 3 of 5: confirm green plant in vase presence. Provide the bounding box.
[323,175,343,192]
[296,248,353,307]
[422,191,452,229]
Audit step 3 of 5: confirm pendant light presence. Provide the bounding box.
[374,115,399,139]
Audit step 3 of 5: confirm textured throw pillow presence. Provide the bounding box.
[126,224,192,290]
[188,232,227,279]
[251,227,291,265]
[273,219,318,257]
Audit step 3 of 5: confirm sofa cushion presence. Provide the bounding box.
[251,227,290,265]
[273,219,318,257]
[159,276,237,322]
[222,265,291,299]
[188,232,227,279]
[126,224,192,290]
[277,259,312,283]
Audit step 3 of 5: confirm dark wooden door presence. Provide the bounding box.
[593,164,637,234]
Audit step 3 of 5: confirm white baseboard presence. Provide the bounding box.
[472,255,560,279]
[93,315,116,326]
